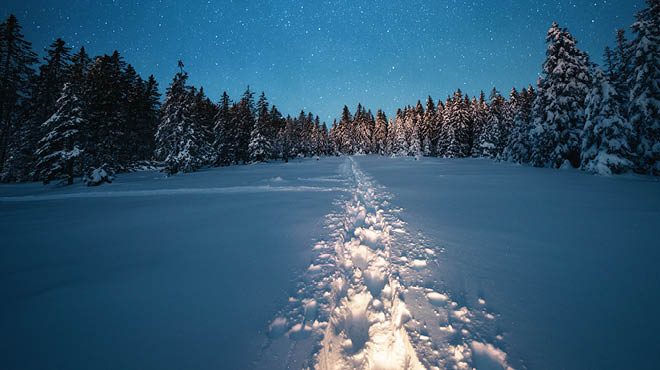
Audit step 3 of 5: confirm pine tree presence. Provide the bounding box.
[212,91,232,165]
[614,29,633,105]
[33,38,72,125]
[69,47,91,92]
[336,105,353,154]
[268,105,285,158]
[134,75,161,161]
[392,109,408,156]
[234,87,255,163]
[190,86,215,164]
[505,86,536,162]
[627,0,660,175]
[421,96,436,156]
[373,109,388,155]
[469,92,489,157]
[155,68,205,175]
[82,51,127,171]
[408,117,422,157]
[319,121,331,155]
[581,68,633,175]
[529,23,592,168]
[249,92,273,162]
[476,88,506,158]
[34,83,83,184]
[0,14,39,178]
[439,90,472,157]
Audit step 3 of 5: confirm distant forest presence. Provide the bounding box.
[0,0,658,185]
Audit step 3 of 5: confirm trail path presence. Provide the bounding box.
[260,158,513,370]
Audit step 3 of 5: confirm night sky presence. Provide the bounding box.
[1,0,646,122]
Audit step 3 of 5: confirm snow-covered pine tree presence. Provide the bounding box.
[155,68,205,175]
[33,38,72,126]
[82,51,128,172]
[319,122,331,156]
[421,96,436,156]
[383,118,394,156]
[409,118,422,157]
[434,99,445,155]
[34,83,84,184]
[475,88,505,158]
[581,67,633,175]
[306,112,319,156]
[627,0,660,175]
[436,97,452,157]
[249,92,273,162]
[281,115,296,161]
[0,14,39,180]
[440,89,472,158]
[403,104,422,157]
[614,29,633,106]
[497,88,519,158]
[337,106,353,154]
[212,92,232,165]
[311,116,323,156]
[329,119,340,155]
[69,47,91,92]
[133,75,161,162]
[190,87,216,165]
[469,92,489,157]
[268,105,285,158]
[235,87,256,164]
[504,86,536,163]
[373,109,388,155]
[392,109,408,156]
[529,22,592,168]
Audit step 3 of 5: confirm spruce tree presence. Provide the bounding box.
[268,105,285,158]
[614,29,633,105]
[469,92,489,157]
[212,92,232,165]
[249,92,273,162]
[421,96,436,156]
[505,86,536,163]
[0,14,39,178]
[155,68,205,175]
[234,87,255,163]
[392,109,408,156]
[529,22,592,168]
[440,90,472,157]
[33,38,72,125]
[373,109,388,155]
[476,88,505,158]
[627,0,660,175]
[581,68,633,175]
[337,105,353,154]
[34,83,84,184]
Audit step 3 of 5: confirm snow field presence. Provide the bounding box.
[262,158,512,369]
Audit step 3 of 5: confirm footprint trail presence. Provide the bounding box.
[259,158,514,370]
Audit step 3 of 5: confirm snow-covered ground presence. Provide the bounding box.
[1,156,659,369]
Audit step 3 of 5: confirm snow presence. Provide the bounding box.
[471,341,514,370]
[1,155,659,370]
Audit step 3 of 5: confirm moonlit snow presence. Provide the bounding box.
[1,156,659,370]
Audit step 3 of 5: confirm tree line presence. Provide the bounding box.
[0,0,658,185]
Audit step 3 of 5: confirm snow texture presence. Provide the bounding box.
[1,156,659,370]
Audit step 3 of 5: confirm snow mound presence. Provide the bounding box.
[84,166,114,186]
[426,291,449,306]
[470,341,514,370]
[268,317,288,338]
[410,259,427,270]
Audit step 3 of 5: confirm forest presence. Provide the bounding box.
[0,0,658,185]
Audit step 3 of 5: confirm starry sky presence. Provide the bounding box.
[1,0,647,122]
